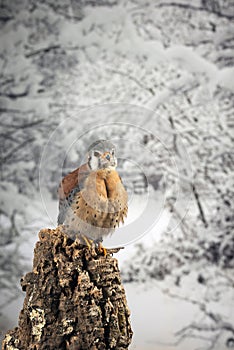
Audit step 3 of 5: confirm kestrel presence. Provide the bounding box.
[58,140,128,252]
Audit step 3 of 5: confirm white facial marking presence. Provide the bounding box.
[89,151,99,170]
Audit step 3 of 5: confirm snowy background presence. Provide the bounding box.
[0,0,234,349]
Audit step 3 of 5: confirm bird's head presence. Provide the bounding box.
[87,140,117,170]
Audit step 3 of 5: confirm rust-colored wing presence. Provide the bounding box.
[57,163,90,225]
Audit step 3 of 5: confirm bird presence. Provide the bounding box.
[57,140,128,254]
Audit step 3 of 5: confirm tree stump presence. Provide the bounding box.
[2,226,133,350]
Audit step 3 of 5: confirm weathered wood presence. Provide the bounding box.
[2,226,133,350]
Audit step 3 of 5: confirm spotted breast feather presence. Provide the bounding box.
[58,167,128,242]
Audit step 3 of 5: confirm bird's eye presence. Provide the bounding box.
[111,149,115,155]
[106,154,110,161]
[94,151,101,157]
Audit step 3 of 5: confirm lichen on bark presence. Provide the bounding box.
[2,226,133,350]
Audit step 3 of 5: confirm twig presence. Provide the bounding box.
[0,15,14,22]
[192,184,208,227]
[0,86,29,99]
[25,45,61,58]
[154,2,234,20]
[0,108,23,114]
[1,137,35,163]
[0,119,44,129]
[107,246,124,254]
[106,67,155,96]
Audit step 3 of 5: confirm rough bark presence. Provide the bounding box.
[2,226,133,350]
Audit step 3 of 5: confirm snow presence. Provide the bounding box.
[215,67,234,92]
[125,282,204,350]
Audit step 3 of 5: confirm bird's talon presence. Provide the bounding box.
[97,242,107,256]
[82,235,93,250]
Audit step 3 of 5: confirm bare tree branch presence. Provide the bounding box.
[192,184,208,227]
[106,67,155,96]
[0,118,44,129]
[0,86,29,99]
[1,137,35,164]
[25,45,61,58]
[155,2,234,20]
